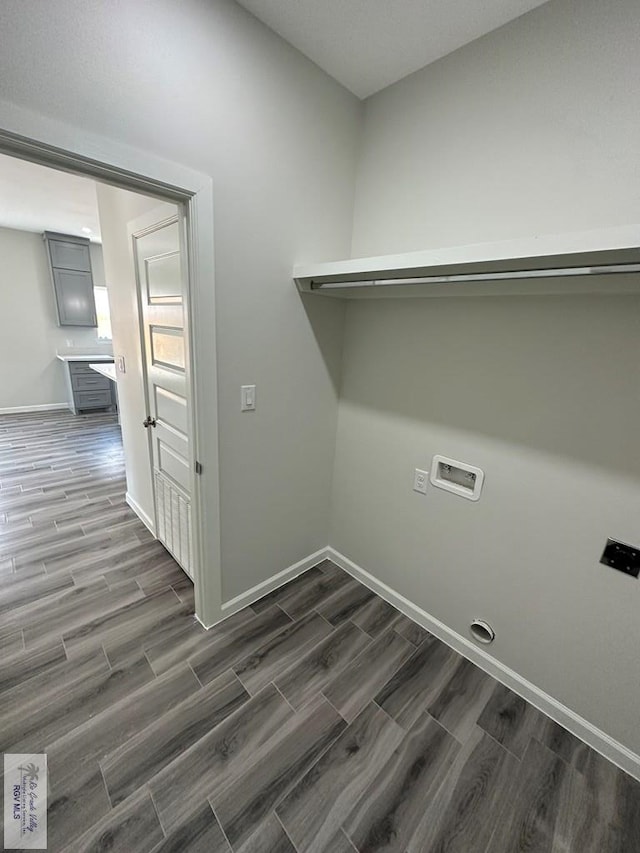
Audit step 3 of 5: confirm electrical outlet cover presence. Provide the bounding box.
[413,469,428,494]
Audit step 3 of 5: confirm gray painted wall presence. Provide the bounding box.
[331,295,640,752]
[0,0,361,599]
[351,0,640,256]
[332,0,640,754]
[0,226,111,410]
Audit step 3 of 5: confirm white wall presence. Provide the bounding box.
[332,0,640,756]
[331,294,640,752]
[0,0,361,600]
[96,186,171,529]
[0,226,111,410]
[351,0,640,256]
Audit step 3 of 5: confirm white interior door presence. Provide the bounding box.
[129,205,194,578]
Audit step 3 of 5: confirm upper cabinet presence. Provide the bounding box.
[44,231,97,326]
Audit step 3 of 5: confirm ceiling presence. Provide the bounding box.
[0,153,101,240]
[236,0,550,98]
[0,4,552,234]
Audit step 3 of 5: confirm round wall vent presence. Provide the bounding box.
[470,619,495,644]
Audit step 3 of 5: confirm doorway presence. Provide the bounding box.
[0,119,221,627]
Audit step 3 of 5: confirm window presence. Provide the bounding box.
[94,286,112,340]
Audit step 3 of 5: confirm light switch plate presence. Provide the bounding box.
[117,356,126,374]
[241,384,256,411]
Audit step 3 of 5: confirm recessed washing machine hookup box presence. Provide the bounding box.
[430,455,484,501]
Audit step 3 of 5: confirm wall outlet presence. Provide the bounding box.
[413,468,428,494]
[600,538,640,578]
[241,384,256,411]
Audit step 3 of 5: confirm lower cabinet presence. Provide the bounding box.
[63,361,117,415]
[75,389,113,410]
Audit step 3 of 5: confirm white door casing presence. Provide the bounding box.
[129,205,194,578]
[0,99,222,627]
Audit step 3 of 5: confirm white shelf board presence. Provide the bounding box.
[294,225,640,298]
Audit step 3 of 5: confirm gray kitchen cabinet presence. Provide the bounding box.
[48,237,92,272]
[44,231,97,327]
[62,360,117,414]
[51,268,97,326]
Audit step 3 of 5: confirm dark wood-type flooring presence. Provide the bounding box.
[1,410,639,852]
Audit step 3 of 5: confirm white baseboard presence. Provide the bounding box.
[0,403,69,414]
[221,547,328,615]
[125,492,156,536]
[327,546,640,783]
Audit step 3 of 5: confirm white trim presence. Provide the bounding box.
[125,492,156,535]
[220,548,329,618]
[0,99,208,199]
[0,97,223,630]
[0,403,69,414]
[183,177,221,629]
[196,605,254,632]
[327,546,640,783]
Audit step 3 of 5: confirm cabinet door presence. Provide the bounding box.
[75,390,112,409]
[71,374,111,392]
[53,269,97,326]
[49,239,92,272]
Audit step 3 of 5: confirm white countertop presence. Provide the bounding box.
[57,354,115,363]
[89,362,117,382]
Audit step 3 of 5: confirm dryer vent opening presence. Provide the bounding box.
[470,620,495,644]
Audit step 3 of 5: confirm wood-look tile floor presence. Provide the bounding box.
[1,410,639,852]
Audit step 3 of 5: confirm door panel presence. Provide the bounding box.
[150,326,186,371]
[158,440,190,491]
[130,208,193,579]
[155,387,188,434]
[146,251,182,303]
[137,221,181,276]
[155,471,192,571]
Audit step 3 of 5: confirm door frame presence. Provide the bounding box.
[0,99,222,627]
